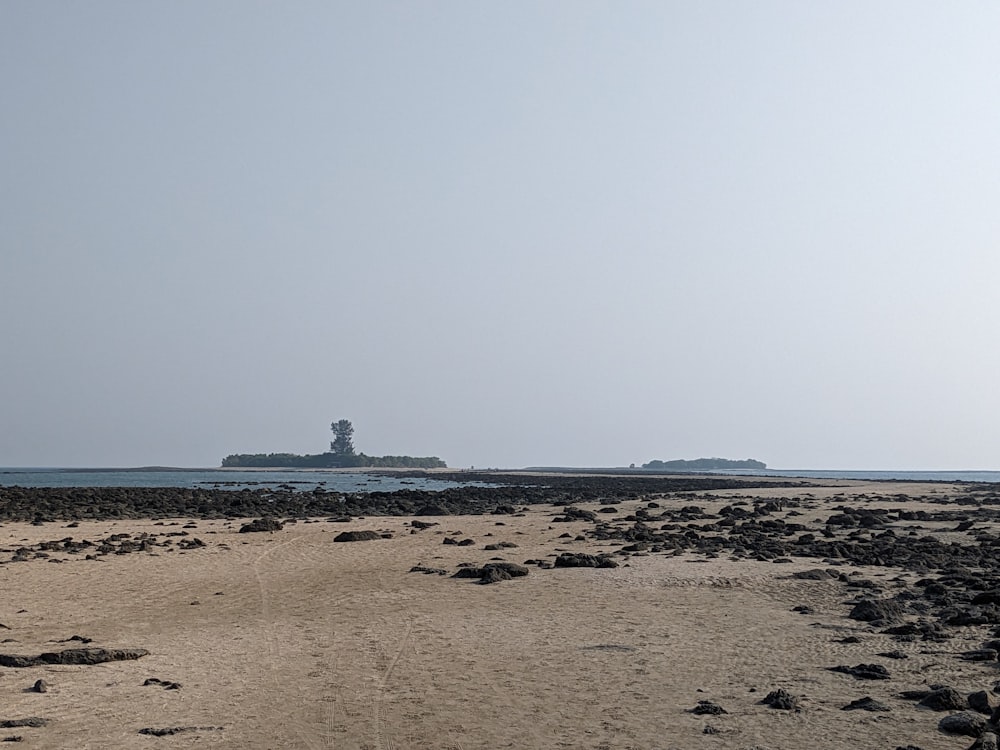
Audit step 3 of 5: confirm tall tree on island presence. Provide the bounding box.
[330,419,356,456]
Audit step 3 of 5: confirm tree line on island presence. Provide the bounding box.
[641,458,766,471]
[221,420,447,469]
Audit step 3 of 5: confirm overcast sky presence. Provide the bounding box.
[2,2,999,470]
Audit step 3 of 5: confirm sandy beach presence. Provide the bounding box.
[2,477,999,749]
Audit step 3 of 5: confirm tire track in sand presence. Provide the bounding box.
[252,534,343,750]
[367,616,413,750]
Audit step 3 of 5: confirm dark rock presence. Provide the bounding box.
[408,566,448,576]
[0,720,46,729]
[792,568,836,580]
[143,678,181,690]
[478,566,512,584]
[690,700,727,715]
[238,518,283,533]
[0,648,148,668]
[761,689,799,710]
[553,553,618,569]
[971,732,1000,750]
[842,696,891,711]
[969,690,998,715]
[919,687,969,711]
[960,649,998,662]
[478,562,529,584]
[849,599,905,623]
[938,711,987,737]
[29,680,47,694]
[829,663,891,680]
[878,650,909,659]
[333,530,381,542]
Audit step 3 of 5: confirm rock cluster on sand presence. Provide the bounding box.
[0,648,149,668]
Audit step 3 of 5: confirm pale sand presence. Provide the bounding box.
[0,483,988,749]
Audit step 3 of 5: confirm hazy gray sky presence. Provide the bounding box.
[3,2,999,470]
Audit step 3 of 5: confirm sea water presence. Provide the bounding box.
[2,467,999,490]
[694,468,1000,483]
[0,468,489,492]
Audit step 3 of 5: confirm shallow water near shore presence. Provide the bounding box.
[3,466,1000,490]
[0,467,488,492]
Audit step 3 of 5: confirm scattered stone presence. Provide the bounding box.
[918,687,968,711]
[971,733,1000,750]
[138,727,192,736]
[690,700,727,715]
[878,650,909,660]
[553,552,618,569]
[938,711,988,737]
[479,562,529,584]
[0,648,149,668]
[829,663,891,680]
[333,530,381,542]
[408,566,448,576]
[792,568,836,580]
[842,696,890,711]
[960,649,998,662]
[760,689,799,710]
[29,680,47,694]
[848,599,905,623]
[969,691,998,715]
[238,518,283,533]
[54,635,92,645]
[0,720,46,729]
[143,678,181,690]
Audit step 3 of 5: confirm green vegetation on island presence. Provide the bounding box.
[221,419,447,469]
[641,458,766,471]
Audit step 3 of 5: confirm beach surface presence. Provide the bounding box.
[1,477,998,749]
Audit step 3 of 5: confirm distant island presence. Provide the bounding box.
[221,419,447,469]
[641,458,766,471]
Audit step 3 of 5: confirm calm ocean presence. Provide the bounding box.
[1,467,999,489]
[0,468,487,492]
